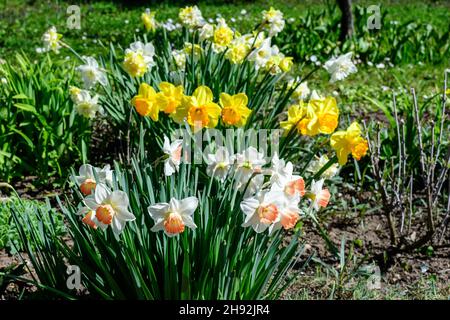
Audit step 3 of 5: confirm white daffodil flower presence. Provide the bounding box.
[240,190,282,233]
[206,147,234,182]
[288,78,311,101]
[126,41,156,68]
[162,135,183,176]
[243,32,266,48]
[268,192,301,234]
[269,153,306,198]
[148,197,198,237]
[323,52,357,83]
[74,90,103,119]
[172,49,187,69]
[84,184,135,235]
[74,164,113,196]
[41,26,62,53]
[307,155,339,179]
[262,8,285,36]
[234,147,266,194]
[310,179,331,210]
[268,152,293,185]
[76,206,97,229]
[248,38,279,70]
[199,23,214,41]
[242,173,265,198]
[179,5,205,28]
[69,86,84,105]
[268,19,285,37]
[76,56,108,89]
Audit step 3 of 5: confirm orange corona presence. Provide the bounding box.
[96,204,114,225]
[281,211,300,230]
[317,189,331,208]
[258,204,278,225]
[164,212,185,235]
[82,211,98,229]
[80,178,96,196]
[285,178,305,197]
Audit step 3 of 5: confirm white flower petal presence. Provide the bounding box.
[181,215,197,229]
[84,195,98,210]
[110,190,129,208]
[115,206,135,221]
[164,160,176,176]
[240,197,259,217]
[148,203,170,219]
[112,217,125,235]
[94,184,109,204]
[150,219,165,232]
[178,196,199,216]
[76,206,90,216]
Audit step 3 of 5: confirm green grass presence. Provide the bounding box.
[1,0,449,59]
[284,263,450,300]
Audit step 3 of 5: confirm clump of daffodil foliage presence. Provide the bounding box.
[10,5,367,299]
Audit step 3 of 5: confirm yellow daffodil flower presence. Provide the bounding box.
[213,23,234,47]
[172,86,221,130]
[219,92,252,127]
[279,57,293,72]
[131,83,159,120]
[330,121,369,165]
[156,82,184,114]
[225,40,250,64]
[280,102,308,135]
[305,97,339,136]
[142,10,157,32]
[123,51,148,77]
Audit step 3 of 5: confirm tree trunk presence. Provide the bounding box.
[337,0,354,41]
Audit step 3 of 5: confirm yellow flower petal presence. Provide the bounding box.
[330,122,367,165]
[232,93,248,108]
[193,86,213,106]
[131,83,159,119]
[219,92,233,108]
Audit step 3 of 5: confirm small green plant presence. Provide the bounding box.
[0,53,91,184]
[0,195,65,254]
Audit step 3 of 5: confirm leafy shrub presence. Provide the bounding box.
[0,54,91,184]
[366,72,450,257]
